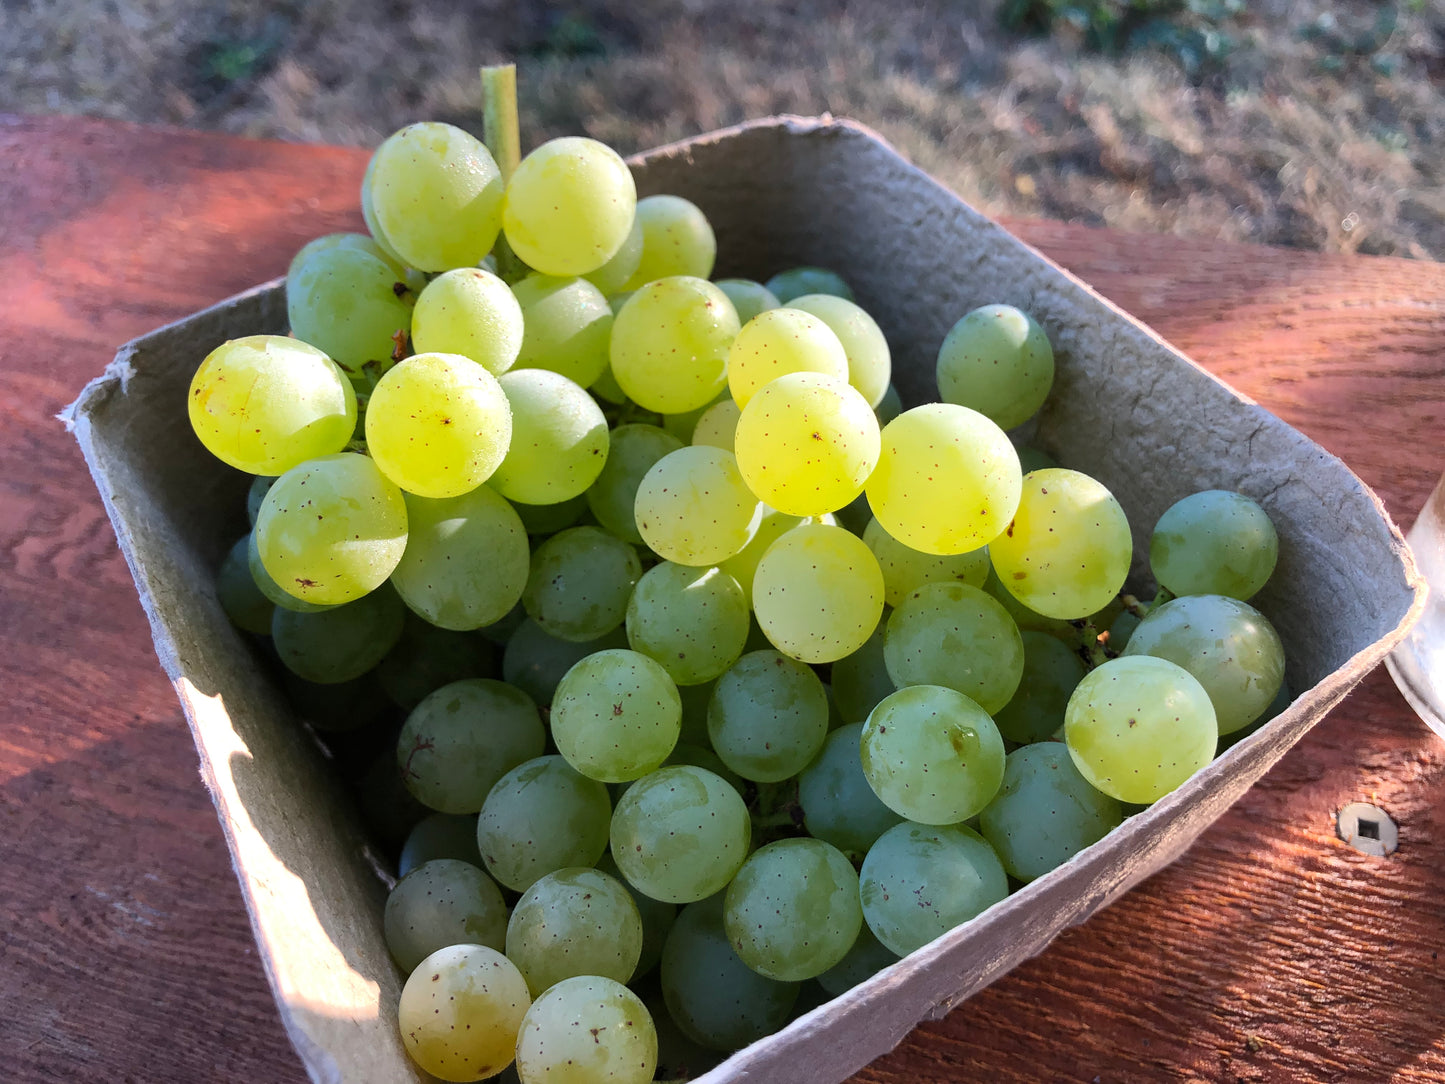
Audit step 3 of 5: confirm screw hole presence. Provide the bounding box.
[1357,818,1380,840]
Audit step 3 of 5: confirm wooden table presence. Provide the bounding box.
[3,113,1444,1083]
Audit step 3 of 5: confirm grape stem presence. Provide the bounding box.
[480,64,527,283]
[1121,586,1174,619]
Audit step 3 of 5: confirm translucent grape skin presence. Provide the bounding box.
[989,468,1134,620]
[797,722,904,859]
[188,335,356,476]
[865,404,1023,557]
[503,136,638,277]
[978,743,1124,883]
[752,523,885,664]
[936,304,1055,430]
[1123,594,1286,735]
[764,266,854,304]
[723,838,862,981]
[860,684,1006,825]
[410,267,524,376]
[609,766,751,904]
[365,351,513,499]
[389,485,530,630]
[623,194,718,288]
[706,650,829,783]
[883,581,1025,714]
[476,755,613,892]
[1150,489,1279,601]
[287,244,416,377]
[859,823,1008,957]
[515,976,657,1084]
[862,516,990,608]
[271,585,405,684]
[634,446,762,567]
[626,562,750,686]
[489,368,610,505]
[384,858,508,973]
[397,944,530,1082]
[585,423,684,544]
[787,293,892,408]
[726,308,850,408]
[523,526,642,643]
[1064,655,1219,804]
[510,273,615,388]
[550,649,682,783]
[397,678,546,814]
[505,867,644,996]
[991,630,1089,744]
[610,277,740,413]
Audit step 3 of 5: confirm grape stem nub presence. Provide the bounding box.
[480,63,527,283]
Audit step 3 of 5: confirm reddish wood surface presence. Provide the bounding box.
[2,113,1443,1084]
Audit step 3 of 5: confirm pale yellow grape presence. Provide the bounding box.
[634,446,762,567]
[726,308,850,408]
[866,404,1022,555]
[715,278,780,324]
[398,943,530,1082]
[188,335,356,475]
[287,231,412,285]
[718,507,813,609]
[752,523,884,663]
[622,194,717,288]
[584,217,644,296]
[610,277,739,413]
[691,398,741,452]
[862,516,990,607]
[368,122,505,272]
[365,352,513,499]
[490,369,610,505]
[734,372,881,517]
[788,293,892,408]
[255,452,408,606]
[411,267,524,376]
[503,137,637,277]
[510,273,614,388]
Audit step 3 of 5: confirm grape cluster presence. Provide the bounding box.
[192,119,1287,1082]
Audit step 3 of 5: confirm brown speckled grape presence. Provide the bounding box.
[505,867,643,996]
[515,975,657,1084]
[476,756,612,892]
[625,562,750,686]
[752,523,884,664]
[633,446,762,567]
[550,649,681,783]
[398,943,530,1082]
[384,858,508,973]
[882,581,1024,714]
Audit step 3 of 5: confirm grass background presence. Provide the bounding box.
[4,0,1441,259]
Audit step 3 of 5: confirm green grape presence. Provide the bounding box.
[1015,444,1059,474]
[365,352,513,499]
[797,722,904,858]
[714,278,780,324]
[476,755,612,892]
[623,194,717,287]
[1123,594,1286,735]
[585,423,684,544]
[830,623,897,724]
[246,475,276,527]
[863,517,990,608]
[367,122,504,272]
[397,678,545,813]
[287,245,415,376]
[1150,490,1279,601]
[764,267,853,304]
[506,867,643,995]
[609,766,751,903]
[1064,656,1218,804]
[551,649,682,783]
[271,584,405,683]
[510,273,614,388]
[399,812,483,876]
[990,468,1133,620]
[723,838,862,981]
[377,613,497,710]
[512,492,590,535]
[589,360,631,406]
[706,650,829,783]
[883,582,1024,714]
[389,485,530,630]
[287,231,413,283]
[626,562,750,686]
[992,630,1088,744]
[501,619,628,708]
[410,267,524,376]
[752,523,884,664]
[661,385,729,444]
[281,669,389,734]
[516,976,657,1084]
[503,137,638,277]
[978,743,1124,883]
[866,403,1021,556]
[859,823,1008,957]
[359,152,410,269]
[690,398,740,452]
[583,216,644,297]
[188,335,356,475]
[597,851,677,980]
[397,944,530,1082]
[384,858,507,973]
[523,526,641,642]
[734,372,881,516]
[610,277,739,413]
[860,684,1006,824]
[874,383,903,427]
[216,535,274,635]
[634,446,762,567]
[816,922,900,997]
[726,308,849,408]
[660,894,800,1053]
[490,369,610,505]
[717,507,810,609]
[787,293,891,408]
[936,304,1055,430]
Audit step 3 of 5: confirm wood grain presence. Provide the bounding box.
[2,113,1442,1084]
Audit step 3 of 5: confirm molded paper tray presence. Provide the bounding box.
[65,116,1424,1084]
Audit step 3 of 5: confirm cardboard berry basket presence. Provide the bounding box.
[65,115,1422,1084]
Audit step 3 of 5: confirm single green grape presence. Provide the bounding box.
[883,581,1025,714]
[583,215,644,296]
[585,424,684,544]
[410,267,524,376]
[714,278,780,324]
[690,398,741,452]
[1150,489,1279,600]
[490,369,610,505]
[287,245,416,377]
[797,722,904,858]
[764,266,853,304]
[991,630,1089,744]
[752,523,884,663]
[863,516,990,607]
[506,867,644,996]
[623,195,717,288]
[626,562,750,686]
[384,858,507,973]
[706,650,829,783]
[271,583,405,684]
[510,273,614,388]
[936,304,1055,430]
[610,277,739,413]
[476,755,612,892]
[503,136,638,277]
[788,293,891,408]
[511,492,590,536]
[726,307,850,408]
[398,812,483,876]
[634,446,762,567]
[515,976,657,1084]
[816,922,900,997]
[397,944,530,1082]
[522,526,641,642]
[830,623,897,724]
[550,649,681,783]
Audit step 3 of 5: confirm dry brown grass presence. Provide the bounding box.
[4,0,1441,258]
